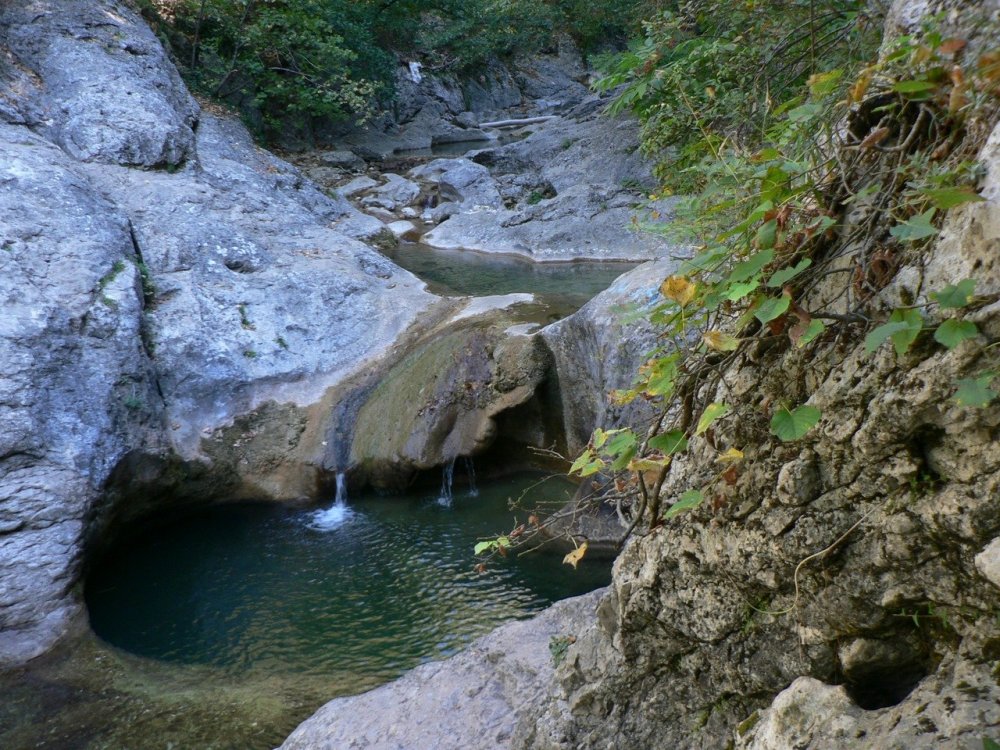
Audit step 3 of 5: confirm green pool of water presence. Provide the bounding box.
[0,473,608,750]
[85,470,608,685]
[383,242,635,320]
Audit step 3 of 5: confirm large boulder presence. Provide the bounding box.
[349,297,549,489]
[0,124,160,664]
[0,0,199,167]
[541,259,678,455]
[422,111,678,261]
[409,157,503,209]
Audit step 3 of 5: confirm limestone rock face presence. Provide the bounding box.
[349,299,550,489]
[0,0,437,665]
[0,125,160,664]
[279,589,605,750]
[409,158,503,209]
[541,259,679,455]
[0,0,199,167]
[512,71,1000,750]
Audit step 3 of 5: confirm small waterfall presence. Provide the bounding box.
[463,457,478,497]
[309,471,353,530]
[437,458,456,506]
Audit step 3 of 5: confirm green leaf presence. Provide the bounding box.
[756,219,777,249]
[606,430,638,471]
[474,541,494,555]
[807,69,843,97]
[722,279,761,302]
[592,429,610,449]
[934,318,978,349]
[889,209,938,242]
[953,375,997,408]
[754,294,791,324]
[920,187,986,209]
[649,430,689,455]
[696,402,729,435]
[570,449,603,476]
[770,405,822,441]
[664,489,704,519]
[794,319,826,347]
[864,321,911,354]
[728,249,775,284]
[864,309,923,356]
[931,279,976,309]
[767,258,812,287]
[892,79,938,93]
[787,102,822,122]
[983,737,1000,750]
[888,308,924,356]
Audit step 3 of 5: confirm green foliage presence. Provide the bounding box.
[594,0,880,188]
[770,405,822,442]
[564,13,999,536]
[139,0,650,142]
[664,489,704,519]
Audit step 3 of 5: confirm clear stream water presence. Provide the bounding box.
[1,144,632,746]
[85,473,608,682]
[0,473,610,750]
[384,241,636,321]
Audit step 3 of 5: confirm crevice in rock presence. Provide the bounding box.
[843,661,929,710]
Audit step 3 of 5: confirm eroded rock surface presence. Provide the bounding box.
[279,589,605,750]
[421,111,678,261]
[541,259,679,455]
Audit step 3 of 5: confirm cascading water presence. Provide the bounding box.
[437,458,456,506]
[309,471,354,530]
[463,456,478,497]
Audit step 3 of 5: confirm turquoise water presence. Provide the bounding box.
[383,241,635,319]
[85,473,609,685]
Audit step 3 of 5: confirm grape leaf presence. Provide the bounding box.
[770,405,822,441]
[934,319,978,349]
[754,294,791,324]
[889,209,937,241]
[649,430,688,454]
[767,258,812,287]
[920,187,985,209]
[696,402,729,435]
[953,376,997,408]
[664,490,704,519]
[931,279,976,309]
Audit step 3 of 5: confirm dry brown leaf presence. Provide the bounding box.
[660,275,697,307]
[563,541,588,570]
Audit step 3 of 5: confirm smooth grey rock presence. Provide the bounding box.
[0,123,159,664]
[421,113,677,261]
[386,220,419,240]
[409,158,502,208]
[318,149,364,170]
[338,175,378,198]
[349,304,548,489]
[541,260,678,454]
[81,114,436,460]
[361,173,421,211]
[0,0,441,667]
[0,0,198,167]
[280,590,605,750]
